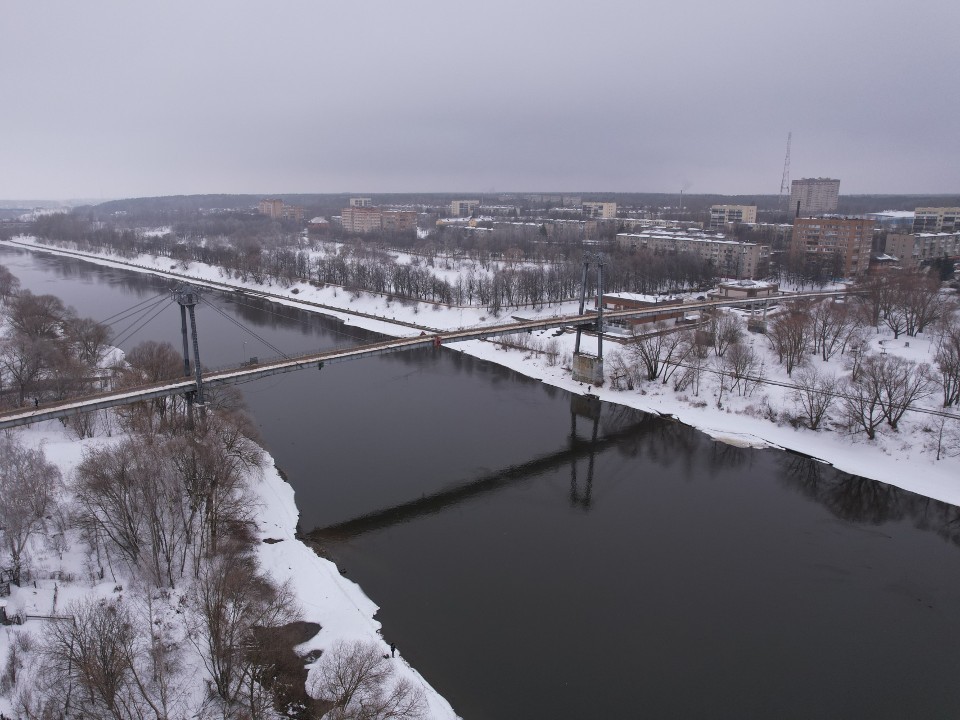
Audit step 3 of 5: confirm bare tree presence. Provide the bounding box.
[0,334,47,406]
[5,290,67,340]
[308,640,426,720]
[627,323,689,382]
[721,342,764,397]
[63,316,113,368]
[0,264,20,305]
[187,551,299,710]
[842,374,885,440]
[711,313,743,358]
[935,318,960,407]
[0,434,61,585]
[883,306,908,339]
[792,366,837,430]
[898,271,944,337]
[36,598,138,720]
[872,355,933,429]
[811,300,858,361]
[766,303,812,376]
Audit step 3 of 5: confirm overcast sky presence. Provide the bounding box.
[3,0,959,200]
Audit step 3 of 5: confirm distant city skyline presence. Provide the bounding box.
[3,0,958,200]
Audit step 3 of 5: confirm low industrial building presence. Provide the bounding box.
[710,280,779,299]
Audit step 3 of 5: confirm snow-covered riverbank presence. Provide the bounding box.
[0,421,459,719]
[5,236,959,510]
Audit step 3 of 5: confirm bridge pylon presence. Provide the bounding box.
[572,253,605,385]
[173,284,206,423]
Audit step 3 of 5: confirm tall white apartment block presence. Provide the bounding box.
[789,178,840,217]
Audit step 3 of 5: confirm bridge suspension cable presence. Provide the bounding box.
[200,296,303,368]
[98,291,171,327]
[110,296,174,347]
[221,293,378,345]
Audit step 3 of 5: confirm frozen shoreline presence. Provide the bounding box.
[4,237,959,508]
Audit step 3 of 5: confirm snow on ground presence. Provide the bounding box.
[6,235,959,512]
[0,420,458,719]
[4,234,960,714]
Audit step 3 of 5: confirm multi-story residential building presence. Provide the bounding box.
[449,200,480,217]
[280,205,304,222]
[258,199,303,222]
[709,205,757,229]
[791,217,874,276]
[340,206,383,234]
[381,210,417,233]
[789,178,840,217]
[616,230,769,279]
[350,197,373,208]
[582,201,617,219]
[258,198,284,219]
[885,232,960,267]
[619,218,704,232]
[913,207,960,234]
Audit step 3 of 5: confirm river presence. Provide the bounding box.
[5,244,960,719]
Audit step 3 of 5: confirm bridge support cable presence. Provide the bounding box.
[98,291,172,328]
[200,296,305,370]
[110,296,174,348]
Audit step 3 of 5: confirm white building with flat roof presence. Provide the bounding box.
[449,200,480,217]
[709,205,757,228]
[582,201,617,219]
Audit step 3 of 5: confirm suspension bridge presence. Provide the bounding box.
[0,265,851,431]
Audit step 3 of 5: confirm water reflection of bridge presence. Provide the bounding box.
[310,395,960,547]
[310,395,654,540]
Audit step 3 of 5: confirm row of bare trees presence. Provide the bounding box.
[612,294,958,443]
[3,325,425,718]
[0,267,113,412]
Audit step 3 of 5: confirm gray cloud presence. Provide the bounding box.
[2,0,958,199]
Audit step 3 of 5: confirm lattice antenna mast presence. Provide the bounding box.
[778,131,792,212]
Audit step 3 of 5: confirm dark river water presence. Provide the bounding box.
[6,245,960,719]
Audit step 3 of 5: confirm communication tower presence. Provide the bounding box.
[778,131,792,213]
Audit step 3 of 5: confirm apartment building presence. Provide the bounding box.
[709,205,757,229]
[258,198,284,219]
[582,201,617,219]
[280,205,304,222]
[789,178,840,217]
[341,206,383,234]
[381,210,417,233]
[886,232,960,267]
[616,230,769,279]
[449,200,480,217]
[913,207,960,234]
[258,198,303,222]
[791,217,874,276]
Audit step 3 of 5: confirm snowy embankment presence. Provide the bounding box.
[6,235,960,509]
[0,423,458,719]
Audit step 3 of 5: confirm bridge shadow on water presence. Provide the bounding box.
[308,393,960,547]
